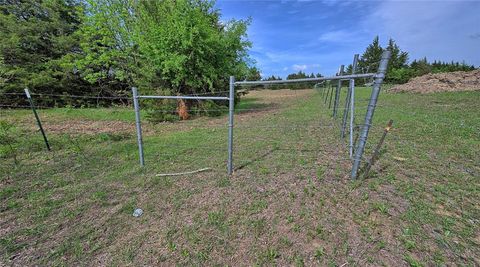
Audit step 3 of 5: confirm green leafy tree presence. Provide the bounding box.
[136,0,252,95]
[76,0,252,93]
[74,0,253,120]
[286,71,317,89]
[430,60,475,73]
[63,0,138,99]
[245,67,261,81]
[410,57,432,76]
[387,67,415,84]
[0,56,12,88]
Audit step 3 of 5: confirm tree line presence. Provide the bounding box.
[274,36,476,88]
[254,71,324,90]
[353,36,476,84]
[0,0,256,120]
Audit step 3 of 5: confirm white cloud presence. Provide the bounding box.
[317,29,367,45]
[318,30,352,42]
[362,1,480,65]
[292,64,307,71]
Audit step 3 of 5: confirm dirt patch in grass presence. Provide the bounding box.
[128,89,314,134]
[245,89,313,101]
[37,120,138,135]
[390,70,480,93]
[16,89,314,136]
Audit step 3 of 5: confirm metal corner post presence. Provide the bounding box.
[332,65,344,118]
[351,50,391,179]
[132,87,144,166]
[25,88,50,151]
[227,76,235,175]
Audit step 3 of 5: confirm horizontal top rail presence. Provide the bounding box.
[137,95,229,100]
[235,73,376,86]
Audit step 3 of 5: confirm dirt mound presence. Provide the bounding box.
[390,70,480,93]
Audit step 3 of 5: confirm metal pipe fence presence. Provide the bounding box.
[235,73,376,86]
[132,87,145,166]
[227,76,235,175]
[2,52,391,181]
[333,65,344,118]
[342,54,359,141]
[231,52,390,179]
[130,83,235,174]
[302,52,391,179]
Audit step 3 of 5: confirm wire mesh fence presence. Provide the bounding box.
[1,84,472,178]
[1,87,361,174]
[1,87,367,173]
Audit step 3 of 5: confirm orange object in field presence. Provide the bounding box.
[178,99,189,120]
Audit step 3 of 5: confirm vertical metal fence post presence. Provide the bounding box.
[351,50,391,179]
[324,82,330,104]
[132,87,144,167]
[324,82,327,99]
[227,76,235,175]
[332,65,344,118]
[329,68,339,108]
[349,54,360,158]
[341,54,359,138]
[328,80,335,108]
[324,83,327,99]
[24,88,50,151]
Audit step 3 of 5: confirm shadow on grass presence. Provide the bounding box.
[234,147,320,172]
[234,147,278,171]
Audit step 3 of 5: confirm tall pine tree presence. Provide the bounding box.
[357,36,383,74]
[0,0,82,95]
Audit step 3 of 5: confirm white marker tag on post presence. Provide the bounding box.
[24,89,31,98]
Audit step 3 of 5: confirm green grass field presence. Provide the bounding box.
[1,88,479,266]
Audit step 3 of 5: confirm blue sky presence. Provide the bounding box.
[216,0,480,78]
